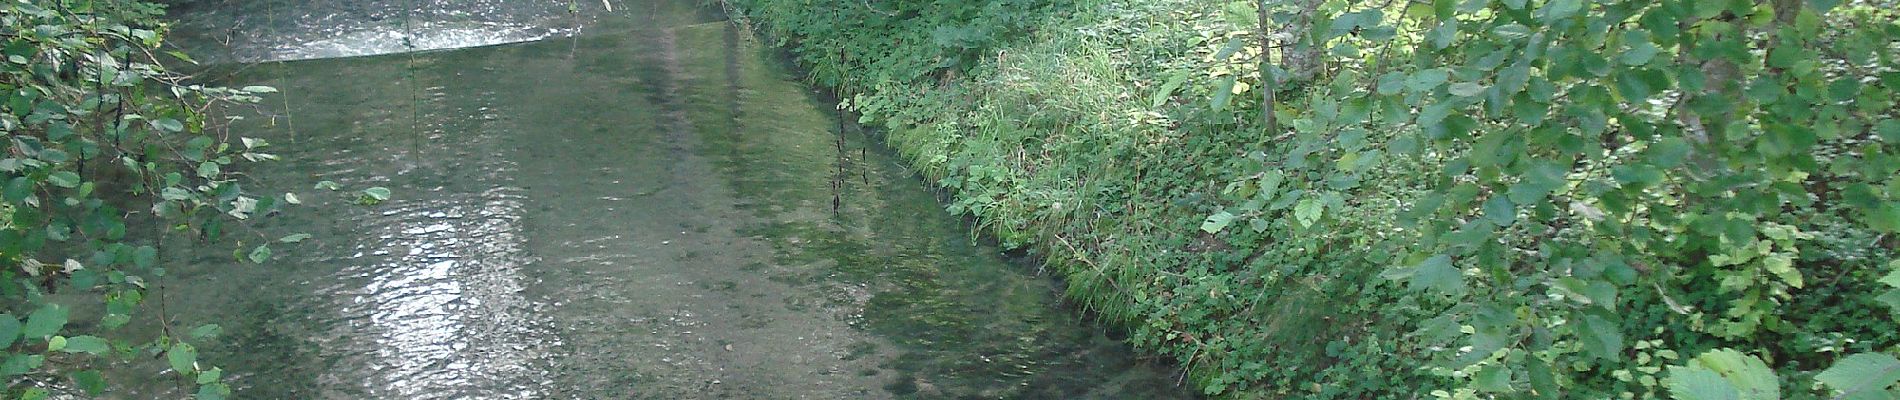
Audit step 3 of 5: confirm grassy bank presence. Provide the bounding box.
[727,0,1900,398]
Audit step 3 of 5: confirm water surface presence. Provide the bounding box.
[148,1,1193,398]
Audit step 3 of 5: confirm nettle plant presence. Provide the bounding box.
[3,1,298,398]
[1200,0,1899,397]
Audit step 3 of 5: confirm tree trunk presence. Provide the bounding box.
[1258,0,1276,132]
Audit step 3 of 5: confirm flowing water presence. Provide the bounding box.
[136,0,1194,398]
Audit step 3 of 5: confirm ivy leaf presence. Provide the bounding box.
[1816,353,1900,399]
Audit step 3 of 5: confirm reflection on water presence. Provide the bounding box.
[164,0,580,62]
[158,0,1195,398]
[325,187,553,399]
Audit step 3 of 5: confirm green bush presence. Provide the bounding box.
[737,0,1900,397]
[3,1,293,397]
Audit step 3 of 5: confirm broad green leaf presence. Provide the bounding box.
[248,245,272,264]
[1483,196,1516,227]
[0,315,19,348]
[134,246,158,268]
[22,305,68,340]
[1201,211,1235,234]
[71,370,106,395]
[1210,76,1237,112]
[1474,363,1512,392]
[1407,68,1450,92]
[1666,366,1741,400]
[1691,349,1780,400]
[47,171,80,188]
[1542,0,1583,24]
[198,382,231,400]
[1449,82,1486,97]
[1816,353,1900,399]
[152,118,184,132]
[190,324,223,339]
[1409,254,1464,295]
[279,233,312,243]
[1577,313,1624,360]
[1293,198,1324,228]
[1650,137,1692,168]
[59,335,108,354]
[167,342,198,374]
[1152,72,1189,108]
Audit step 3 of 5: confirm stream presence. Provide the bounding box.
[136,0,1194,398]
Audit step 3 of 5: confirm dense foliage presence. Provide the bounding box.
[2,0,292,397]
[732,0,1900,398]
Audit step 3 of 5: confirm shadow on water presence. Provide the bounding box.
[143,0,1198,398]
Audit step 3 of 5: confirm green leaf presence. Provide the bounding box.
[22,305,68,340]
[1474,363,1513,392]
[1152,72,1190,108]
[152,118,184,132]
[72,370,106,395]
[46,171,80,188]
[248,245,272,264]
[190,324,223,339]
[135,245,158,268]
[1211,37,1245,61]
[1210,76,1237,112]
[59,335,108,354]
[167,342,198,374]
[1877,120,1900,142]
[363,187,392,200]
[196,382,230,400]
[1542,0,1583,24]
[1409,254,1465,295]
[1201,211,1236,234]
[1816,353,1900,399]
[1449,82,1486,97]
[1293,198,1324,228]
[1577,313,1624,360]
[1483,196,1516,226]
[315,181,341,191]
[279,233,312,243]
[0,315,19,348]
[1407,68,1450,92]
[1666,365,1741,400]
[1690,349,1780,400]
[1649,137,1692,168]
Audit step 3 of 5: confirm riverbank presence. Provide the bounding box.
[729,0,1900,398]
